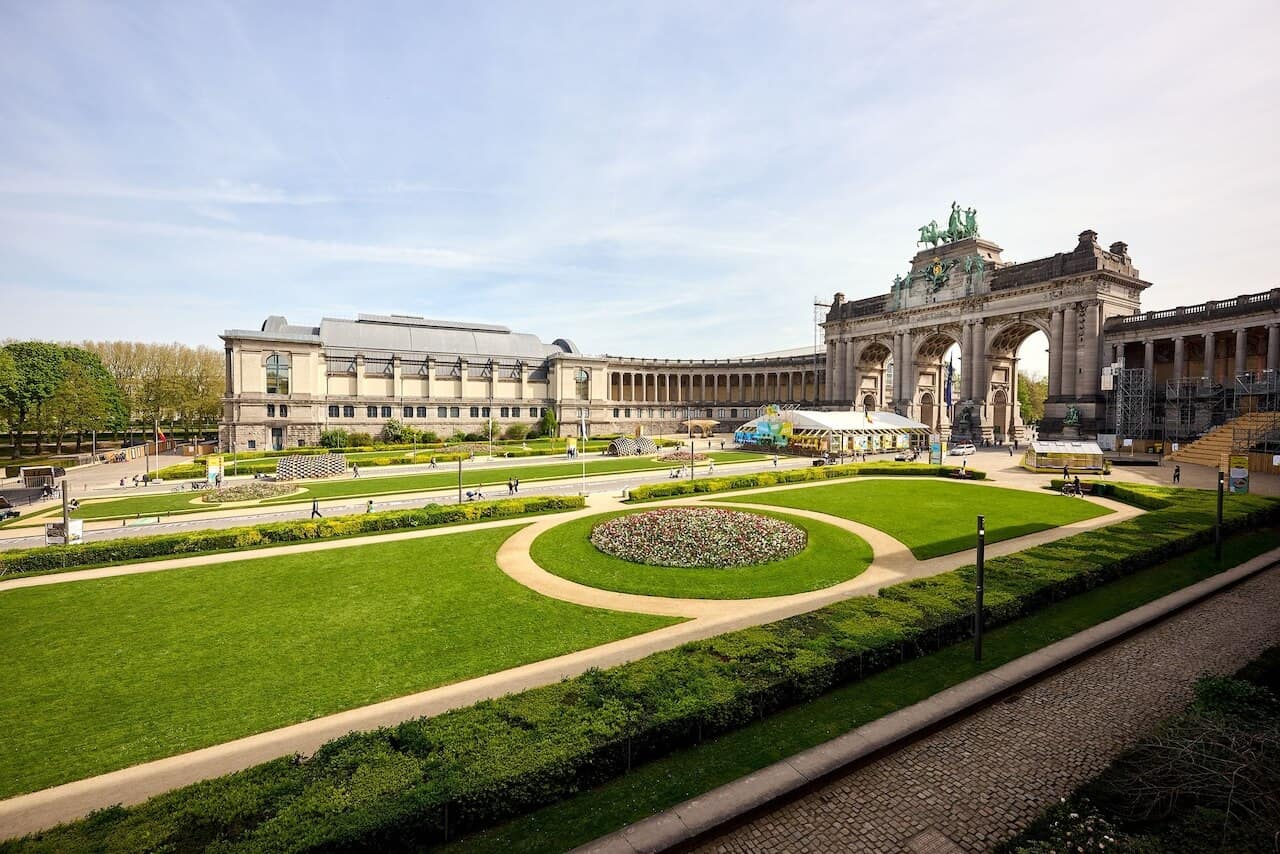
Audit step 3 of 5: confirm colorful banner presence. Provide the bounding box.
[1228,454,1250,494]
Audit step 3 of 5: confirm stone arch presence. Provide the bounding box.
[919,391,937,432]
[992,388,1010,442]
[855,340,894,409]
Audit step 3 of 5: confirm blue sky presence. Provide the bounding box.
[2,1,1277,373]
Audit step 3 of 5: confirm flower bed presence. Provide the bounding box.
[657,450,708,463]
[589,507,807,567]
[200,482,296,503]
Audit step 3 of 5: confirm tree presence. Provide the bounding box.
[538,407,559,438]
[1,341,67,457]
[1017,370,1048,425]
[502,423,529,441]
[40,349,127,453]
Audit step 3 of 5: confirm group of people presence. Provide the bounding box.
[506,478,521,494]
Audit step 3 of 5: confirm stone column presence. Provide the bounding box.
[846,341,858,404]
[900,329,914,409]
[1077,302,1100,398]
[1203,333,1215,381]
[1268,325,1280,373]
[824,342,835,400]
[1060,305,1077,401]
[1236,327,1249,377]
[1048,310,1063,398]
[1173,336,1185,381]
[971,321,986,402]
[1143,340,1155,377]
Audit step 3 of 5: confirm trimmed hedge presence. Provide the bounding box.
[0,496,585,578]
[11,486,1274,852]
[152,462,207,479]
[628,462,986,501]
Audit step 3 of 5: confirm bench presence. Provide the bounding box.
[948,470,971,479]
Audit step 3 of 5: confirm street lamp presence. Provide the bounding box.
[974,514,986,661]
[687,405,695,484]
[580,409,587,495]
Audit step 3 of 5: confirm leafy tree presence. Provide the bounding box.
[538,407,559,438]
[1017,370,1048,425]
[381,418,410,443]
[319,429,349,449]
[1,341,67,457]
[502,423,529,441]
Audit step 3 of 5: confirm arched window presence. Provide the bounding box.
[574,368,590,400]
[266,354,290,395]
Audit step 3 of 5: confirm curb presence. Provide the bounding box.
[575,546,1280,854]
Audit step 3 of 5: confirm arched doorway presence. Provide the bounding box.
[919,392,936,430]
[856,341,893,410]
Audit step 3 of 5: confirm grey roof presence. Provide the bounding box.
[1030,440,1104,454]
[223,314,574,360]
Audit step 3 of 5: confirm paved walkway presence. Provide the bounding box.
[0,476,1138,838]
[696,564,1280,854]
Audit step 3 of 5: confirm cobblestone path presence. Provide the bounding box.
[699,566,1280,854]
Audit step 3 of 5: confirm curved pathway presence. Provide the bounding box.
[0,475,1140,840]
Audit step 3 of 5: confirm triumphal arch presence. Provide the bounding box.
[823,204,1149,441]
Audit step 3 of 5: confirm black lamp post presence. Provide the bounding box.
[974,514,986,662]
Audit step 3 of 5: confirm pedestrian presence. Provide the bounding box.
[1073,475,1081,497]
[1008,445,1013,457]
[507,478,514,495]
[215,473,222,487]
[119,477,125,488]
[514,478,519,493]
[367,499,374,513]
[1063,465,1069,480]
[772,454,779,467]
[961,458,967,474]
[720,440,724,450]
[352,463,360,478]
[1173,464,1181,484]
[429,456,437,469]
[708,460,715,474]
[311,498,322,519]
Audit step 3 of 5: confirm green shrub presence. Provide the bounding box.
[319,429,350,449]
[628,462,985,501]
[14,487,1275,852]
[154,462,206,480]
[0,496,585,578]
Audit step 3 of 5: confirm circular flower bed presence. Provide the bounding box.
[201,482,296,503]
[589,508,807,568]
[657,450,708,463]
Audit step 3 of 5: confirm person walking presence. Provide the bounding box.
[1008,445,1013,457]
[514,478,519,493]
[1072,475,1081,497]
[1063,464,1069,480]
[1173,464,1181,484]
[772,454,779,467]
[507,478,514,495]
[366,499,374,514]
[429,456,437,469]
[311,498,322,519]
[352,463,360,478]
[708,460,715,474]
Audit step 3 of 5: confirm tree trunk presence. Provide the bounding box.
[74,431,84,453]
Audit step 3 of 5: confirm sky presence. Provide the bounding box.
[2,0,1278,376]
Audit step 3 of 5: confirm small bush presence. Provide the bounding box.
[319,429,350,449]
[154,462,206,479]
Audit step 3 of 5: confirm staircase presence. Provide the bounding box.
[1167,411,1278,469]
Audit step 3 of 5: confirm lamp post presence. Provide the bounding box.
[1215,470,1224,561]
[974,514,986,662]
[580,409,587,496]
[687,405,695,484]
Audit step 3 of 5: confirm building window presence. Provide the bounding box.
[297,439,305,447]
[366,406,377,418]
[512,407,521,417]
[717,409,725,418]
[730,408,738,418]
[574,368,590,399]
[265,354,290,395]
[247,439,257,449]
[613,408,620,417]
[280,405,288,418]
[469,406,480,418]
[328,405,339,418]
[438,406,448,418]
[481,406,490,417]
[266,404,276,418]
[450,406,460,418]
[624,408,631,418]
[343,405,355,418]
[404,406,413,418]
[416,406,427,418]
[380,406,392,418]
[500,406,509,418]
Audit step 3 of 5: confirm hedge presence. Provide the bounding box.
[628,462,986,501]
[152,462,207,479]
[0,496,585,578]
[11,485,1274,852]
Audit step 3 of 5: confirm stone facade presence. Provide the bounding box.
[823,229,1149,440]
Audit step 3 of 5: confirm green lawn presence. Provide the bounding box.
[446,528,1280,853]
[49,452,763,521]
[0,527,677,798]
[530,508,873,598]
[724,479,1112,559]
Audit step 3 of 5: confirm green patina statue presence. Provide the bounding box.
[1064,405,1081,426]
[964,253,986,275]
[917,204,981,246]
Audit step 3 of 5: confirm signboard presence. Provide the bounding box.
[206,455,222,485]
[1228,454,1250,494]
[1171,442,1180,453]
[929,441,943,465]
[1122,438,1133,447]
[43,519,83,545]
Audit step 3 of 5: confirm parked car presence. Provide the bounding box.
[894,449,919,462]
[948,442,976,456]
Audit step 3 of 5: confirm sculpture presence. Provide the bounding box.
[916,220,942,247]
[918,203,980,247]
[964,253,986,275]
[964,207,979,237]
[947,202,963,240]
[1064,405,1080,426]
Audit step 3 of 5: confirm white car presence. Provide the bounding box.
[948,442,976,456]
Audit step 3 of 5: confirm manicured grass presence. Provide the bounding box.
[0,527,677,798]
[724,478,1112,559]
[530,508,873,598]
[48,452,763,521]
[446,528,1280,853]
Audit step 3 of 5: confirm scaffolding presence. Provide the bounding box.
[1232,370,1280,455]
[1163,378,1237,442]
[1113,368,1152,439]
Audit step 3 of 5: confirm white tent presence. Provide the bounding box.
[734,409,930,454]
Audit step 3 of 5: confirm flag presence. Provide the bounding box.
[944,357,954,408]
[158,429,167,442]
